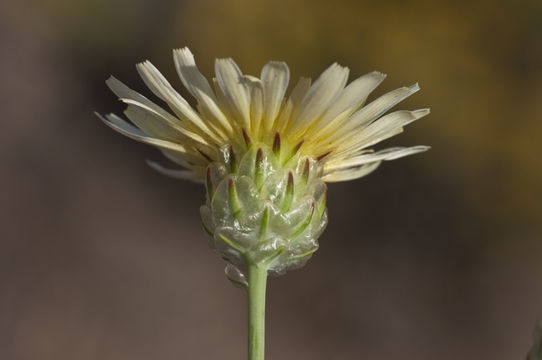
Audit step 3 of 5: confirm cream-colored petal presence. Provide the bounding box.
[104,51,428,186]
[123,105,180,142]
[261,61,290,132]
[307,71,387,138]
[322,161,381,182]
[106,76,179,126]
[324,145,429,172]
[100,111,215,161]
[289,63,349,134]
[273,77,311,134]
[120,98,212,147]
[215,58,251,131]
[160,148,210,167]
[289,77,312,107]
[330,109,430,159]
[244,75,264,139]
[173,48,233,136]
[353,109,430,149]
[146,159,204,183]
[212,77,234,120]
[136,61,221,144]
[329,84,421,143]
[97,112,192,155]
[173,47,216,99]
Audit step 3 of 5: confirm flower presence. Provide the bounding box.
[97,47,429,279]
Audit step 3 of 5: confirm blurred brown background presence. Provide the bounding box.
[1,0,541,359]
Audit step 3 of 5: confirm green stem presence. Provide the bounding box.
[247,262,268,360]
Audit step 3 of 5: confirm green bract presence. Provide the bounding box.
[200,138,327,282]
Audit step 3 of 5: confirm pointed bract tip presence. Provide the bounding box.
[286,171,294,192]
[258,204,270,238]
[228,176,242,216]
[256,148,264,161]
[293,140,304,155]
[288,170,294,181]
[273,132,281,155]
[302,158,310,181]
[316,151,331,161]
[242,128,251,146]
[280,171,295,212]
[228,145,238,172]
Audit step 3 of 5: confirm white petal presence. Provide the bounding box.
[289,77,312,107]
[173,48,233,135]
[325,145,430,172]
[274,77,311,133]
[106,76,178,126]
[261,61,290,132]
[123,105,179,142]
[146,159,204,183]
[173,47,215,99]
[355,109,430,149]
[244,75,264,138]
[332,109,430,158]
[120,98,211,147]
[160,148,210,167]
[290,63,349,134]
[322,161,381,182]
[136,61,220,144]
[99,111,215,161]
[307,71,386,137]
[215,58,251,130]
[97,112,190,155]
[329,83,421,142]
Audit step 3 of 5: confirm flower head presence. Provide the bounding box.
[97,47,429,279]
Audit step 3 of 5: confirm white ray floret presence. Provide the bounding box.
[98,46,429,183]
